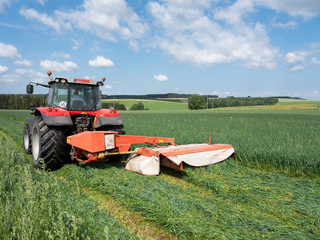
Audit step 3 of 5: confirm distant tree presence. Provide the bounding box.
[102,102,126,110]
[188,94,206,110]
[130,102,147,110]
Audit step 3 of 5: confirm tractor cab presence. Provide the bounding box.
[26,72,105,111]
[47,81,102,111]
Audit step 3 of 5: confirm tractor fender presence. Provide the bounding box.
[25,118,35,130]
[94,115,124,128]
[35,109,73,127]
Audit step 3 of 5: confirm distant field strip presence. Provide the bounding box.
[102,99,188,110]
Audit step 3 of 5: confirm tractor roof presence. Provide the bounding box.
[48,77,104,86]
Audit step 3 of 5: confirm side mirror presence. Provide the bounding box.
[26,84,34,94]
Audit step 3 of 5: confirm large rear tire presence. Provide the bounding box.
[32,116,70,170]
[23,124,32,154]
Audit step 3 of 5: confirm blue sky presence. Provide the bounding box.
[0,0,319,99]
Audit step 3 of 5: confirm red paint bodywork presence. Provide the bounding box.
[37,107,120,117]
[67,131,175,154]
[36,107,121,128]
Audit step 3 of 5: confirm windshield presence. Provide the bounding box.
[47,83,68,108]
[47,82,102,111]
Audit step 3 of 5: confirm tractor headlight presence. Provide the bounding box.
[104,134,115,150]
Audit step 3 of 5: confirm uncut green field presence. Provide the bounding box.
[0,109,319,239]
[102,99,188,110]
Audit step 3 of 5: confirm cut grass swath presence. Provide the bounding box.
[52,162,320,239]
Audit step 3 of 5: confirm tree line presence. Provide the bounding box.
[0,95,43,109]
[188,95,279,109]
[102,102,149,110]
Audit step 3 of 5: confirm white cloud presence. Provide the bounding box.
[146,0,319,69]
[214,0,256,25]
[20,8,64,32]
[21,0,148,42]
[15,68,46,83]
[88,56,115,67]
[129,39,139,51]
[259,0,320,17]
[0,73,19,83]
[148,0,279,69]
[40,60,79,72]
[311,57,320,65]
[272,20,298,29]
[51,51,71,58]
[37,0,47,6]
[71,38,83,50]
[312,90,319,96]
[154,74,168,82]
[0,68,46,83]
[0,65,8,74]
[14,58,32,67]
[104,84,112,89]
[0,42,21,58]
[284,51,308,71]
[284,43,320,71]
[0,0,10,14]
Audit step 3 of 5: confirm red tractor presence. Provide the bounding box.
[23,72,234,175]
[23,71,124,170]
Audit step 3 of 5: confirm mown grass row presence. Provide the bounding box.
[52,161,320,240]
[0,112,137,239]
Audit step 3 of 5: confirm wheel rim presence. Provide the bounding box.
[32,127,40,161]
[23,129,29,150]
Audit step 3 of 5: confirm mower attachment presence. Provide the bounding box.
[126,144,234,175]
[66,131,235,175]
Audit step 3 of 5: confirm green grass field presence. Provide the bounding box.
[0,107,319,239]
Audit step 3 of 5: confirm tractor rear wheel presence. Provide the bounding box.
[32,116,70,170]
[23,124,32,154]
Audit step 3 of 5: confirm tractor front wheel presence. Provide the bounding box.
[23,124,32,154]
[32,116,69,170]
